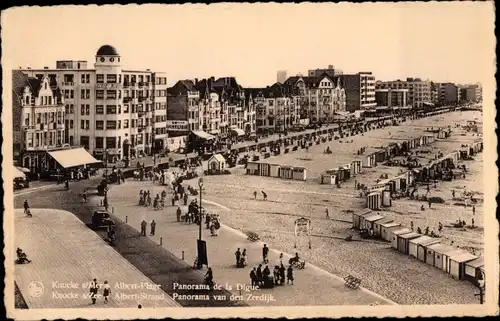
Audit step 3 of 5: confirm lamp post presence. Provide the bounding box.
[475,276,485,304]
[198,178,204,240]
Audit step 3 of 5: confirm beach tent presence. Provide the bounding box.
[447,251,478,280]
[397,232,422,255]
[390,228,412,249]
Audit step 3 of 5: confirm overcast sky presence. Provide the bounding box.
[1,2,495,87]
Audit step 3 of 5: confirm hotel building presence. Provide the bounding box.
[376,78,432,108]
[15,45,168,162]
[340,72,376,111]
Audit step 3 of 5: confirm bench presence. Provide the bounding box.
[344,275,362,289]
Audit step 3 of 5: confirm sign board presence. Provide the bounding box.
[166,120,189,131]
[294,217,311,249]
[95,83,122,90]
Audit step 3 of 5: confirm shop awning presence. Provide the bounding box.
[48,147,102,169]
[230,128,245,136]
[191,130,216,140]
[13,166,25,179]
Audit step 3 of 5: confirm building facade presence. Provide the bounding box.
[440,83,460,105]
[166,80,200,138]
[341,72,376,111]
[459,83,482,103]
[308,65,343,78]
[16,45,168,162]
[12,70,66,169]
[376,78,431,108]
[375,88,409,107]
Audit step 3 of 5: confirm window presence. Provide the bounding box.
[118,105,122,114]
[81,120,85,129]
[81,74,86,84]
[106,121,117,129]
[118,120,121,129]
[124,119,129,128]
[124,90,129,98]
[70,120,74,129]
[118,90,122,99]
[124,105,129,113]
[81,104,85,116]
[107,74,117,83]
[85,89,91,99]
[85,105,90,115]
[96,121,104,130]
[96,90,104,99]
[106,105,117,114]
[95,137,104,148]
[81,89,86,99]
[106,90,117,100]
[70,90,74,99]
[96,105,104,114]
[106,137,117,149]
[96,74,104,83]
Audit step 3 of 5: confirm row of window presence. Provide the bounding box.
[65,103,166,115]
[25,131,63,148]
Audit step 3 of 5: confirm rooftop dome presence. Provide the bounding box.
[96,45,119,56]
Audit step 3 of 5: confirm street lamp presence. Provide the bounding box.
[196,177,207,269]
[475,276,485,304]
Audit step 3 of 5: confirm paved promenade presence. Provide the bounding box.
[107,181,394,306]
[14,208,179,308]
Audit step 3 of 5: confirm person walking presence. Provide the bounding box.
[250,267,257,286]
[183,193,188,206]
[102,280,111,304]
[83,189,88,203]
[150,220,156,236]
[253,191,257,199]
[256,264,263,286]
[325,208,329,219]
[23,200,31,217]
[262,244,269,264]
[279,264,286,285]
[472,218,475,228]
[235,248,241,267]
[89,278,99,304]
[140,220,147,236]
[176,206,182,222]
[261,191,267,201]
[472,205,476,215]
[287,265,294,285]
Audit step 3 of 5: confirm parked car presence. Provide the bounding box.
[14,177,29,190]
[90,210,115,230]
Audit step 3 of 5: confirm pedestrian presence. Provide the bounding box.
[428,200,431,208]
[183,193,188,206]
[472,205,476,215]
[140,220,147,236]
[253,191,257,199]
[176,206,182,222]
[171,196,175,206]
[438,222,443,233]
[83,189,88,203]
[452,190,455,198]
[102,280,111,304]
[250,267,257,286]
[150,220,156,236]
[325,208,329,219]
[262,244,269,263]
[261,191,267,201]
[410,221,414,231]
[235,248,241,267]
[256,264,263,286]
[23,200,30,215]
[287,265,294,285]
[279,263,286,285]
[89,278,99,304]
[472,218,475,228]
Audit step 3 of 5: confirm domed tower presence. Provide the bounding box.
[94,45,125,162]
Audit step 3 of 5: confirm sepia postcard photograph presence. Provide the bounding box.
[1,2,498,319]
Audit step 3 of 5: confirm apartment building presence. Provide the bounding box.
[376,78,431,108]
[459,83,482,103]
[283,74,346,123]
[340,72,376,111]
[17,45,168,162]
[308,65,343,78]
[375,88,409,107]
[166,80,201,137]
[12,70,66,169]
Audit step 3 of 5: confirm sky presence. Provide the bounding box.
[1,2,495,87]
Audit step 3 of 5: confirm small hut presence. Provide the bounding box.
[380,222,401,242]
[208,154,226,172]
[409,236,439,258]
[373,217,394,237]
[396,232,421,255]
[447,251,478,280]
[390,228,412,249]
[464,257,485,285]
[362,213,385,231]
[425,243,456,268]
[352,209,372,230]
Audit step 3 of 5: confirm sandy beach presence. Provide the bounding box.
[188,110,483,305]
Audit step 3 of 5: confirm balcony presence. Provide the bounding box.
[138,97,147,102]
[62,82,74,86]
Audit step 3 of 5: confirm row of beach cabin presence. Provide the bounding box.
[352,209,484,285]
[321,160,362,185]
[246,161,307,181]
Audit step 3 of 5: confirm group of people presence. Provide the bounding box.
[253,190,268,201]
[15,247,31,264]
[249,262,294,288]
[88,279,112,304]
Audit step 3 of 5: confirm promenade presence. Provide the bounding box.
[14,208,180,308]
[106,182,394,306]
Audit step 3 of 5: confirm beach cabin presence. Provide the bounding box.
[208,154,226,172]
[362,213,385,231]
[416,238,441,262]
[246,161,270,177]
[321,170,337,185]
[279,165,293,179]
[390,228,412,249]
[363,153,377,168]
[380,222,401,241]
[352,209,372,229]
[397,232,422,255]
[447,251,478,280]
[373,217,394,237]
[425,243,456,268]
[464,257,484,285]
[292,167,307,181]
[409,236,439,259]
[366,191,382,210]
[351,160,362,175]
[269,164,281,178]
[381,190,391,207]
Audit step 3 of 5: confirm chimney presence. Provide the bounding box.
[328,65,334,69]
[194,78,198,86]
[146,69,151,72]
[44,66,49,69]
